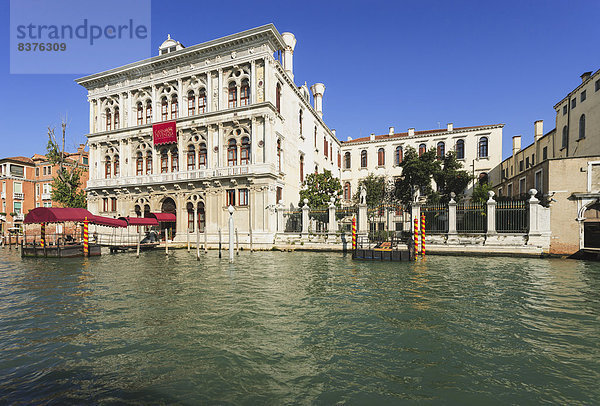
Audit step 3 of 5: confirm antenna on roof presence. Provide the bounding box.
[437,121,441,129]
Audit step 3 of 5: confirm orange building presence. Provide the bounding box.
[0,145,88,237]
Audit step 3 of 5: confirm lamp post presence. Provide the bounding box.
[228,205,234,263]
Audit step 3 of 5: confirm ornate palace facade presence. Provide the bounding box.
[77,25,341,244]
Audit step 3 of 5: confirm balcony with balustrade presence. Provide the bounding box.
[42,193,52,200]
[13,192,24,200]
[87,163,278,189]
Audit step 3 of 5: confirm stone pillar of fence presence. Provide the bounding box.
[527,188,551,251]
[528,189,539,234]
[448,194,457,235]
[328,198,337,235]
[358,203,368,234]
[276,201,284,233]
[302,199,310,235]
[487,191,497,235]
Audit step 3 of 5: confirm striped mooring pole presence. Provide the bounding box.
[351,216,357,250]
[40,223,45,248]
[421,213,426,257]
[414,218,419,258]
[83,217,89,257]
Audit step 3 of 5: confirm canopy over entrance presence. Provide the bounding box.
[120,217,159,226]
[149,212,176,222]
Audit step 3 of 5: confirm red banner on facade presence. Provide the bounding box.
[153,121,177,145]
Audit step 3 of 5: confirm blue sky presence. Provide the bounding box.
[1,0,599,160]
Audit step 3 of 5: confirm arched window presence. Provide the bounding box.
[187,202,195,232]
[240,136,250,165]
[113,155,120,177]
[104,156,111,178]
[456,139,465,159]
[187,145,196,170]
[277,139,282,171]
[344,182,351,200]
[478,172,489,185]
[314,164,318,174]
[478,137,488,158]
[360,150,367,168]
[145,100,152,124]
[299,110,303,136]
[378,148,385,166]
[170,94,178,119]
[395,146,403,165]
[579,114,586,139]
[198,143,207,168]
[105,110,112,131]
[136,152,143,175]
[146,151,152,174]
[113,107,119,130]
[314,126,317,148]
[344,152,351,169]
[418,144,426,157]
[136,103,143,125]
[562,125,568,149]
[187,91,195,116]
[227,139,237,166]
[437,142,445,159]
[228,82,237,108]
[171,148,178,172]
[198,89,206,113]
[240,79,250,106]
[161,97,168,121]
[160,149,168,173]
[337,152,341,168]
[300,155,304,182]
[276,83,281,113]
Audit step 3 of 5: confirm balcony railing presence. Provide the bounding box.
[14,213,24,221]
[0,214,5,222]
[87,163,276,189]
[0,191,5,199]
[13,192,24,200]
[42,193,52,200]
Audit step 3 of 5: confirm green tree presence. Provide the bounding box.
[298,169,342,208]
[471,181,493,204]
[432,151,472,203]
[46,121,87,208]
[393,147,441,205]
[353,173,387,209]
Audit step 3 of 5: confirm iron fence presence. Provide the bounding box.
[496,200,528,233]
[421,204,449,233]
[309,209,329,234]
[457,203,487,233]
[336,207,356,233]
[283,210,302,233]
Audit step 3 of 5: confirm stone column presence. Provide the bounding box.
[276,201,284,232]
[206,72,211,113]
[528,188,539,234]
[448,195,457,234]
[177,78,184,118]
[126,91,132,127]
[250,60,256,104]
[118,93,124,129]
[328,198,337,235]
[301,199,309,235]
[151,85,158,122]
[487,191,497,235]
[358,203,368,234]
[217,68,223,110]
[89,98,95,134]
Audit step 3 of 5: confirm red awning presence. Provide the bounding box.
[92,215,127,228]
[149,212,176,222]
[24,207,94,224]
[120,217,159,226]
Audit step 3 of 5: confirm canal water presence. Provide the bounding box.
[0,248,599,404]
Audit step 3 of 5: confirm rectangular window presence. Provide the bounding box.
[525,157,529,168]
[13,201,22,214]
[596,79,600,92]
[226,189,235,206]
[36,184,39,197]
[534,170,543,193]
[36,168,39,176]
[238,189,248,206]
[14,182,22,194]
[83,157,88,165]
[507,183,513,197]
[111,197,117,211]
[563,105,567,115]
[10,165,24,178]
[102,198,108,212]
[497,187,502,197]
[519,178,526,195]
[519,160,524,172]
[571,98,576,109]
[43,201,52,208]
[531,154,535,166]
[276,187,282,203]
[581,90,586,102]
[543,146,548,160]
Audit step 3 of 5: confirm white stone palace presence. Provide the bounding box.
[77,25,342,245]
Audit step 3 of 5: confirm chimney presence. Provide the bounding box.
[581,71,592,83]
[389,126,395,135]
[77,143,86,154]
[332,129,336,138]
[370,133,375,141]
[310,83,325,118]
[281,32,297,80]
[347,136,352,141]
[512,135,521,155]
[447,123,453,132]
[534,120,543,142]
[408,128,415,137]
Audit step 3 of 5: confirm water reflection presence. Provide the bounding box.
[0,248,599,404]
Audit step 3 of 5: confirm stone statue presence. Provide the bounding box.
[360,186,367,205]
